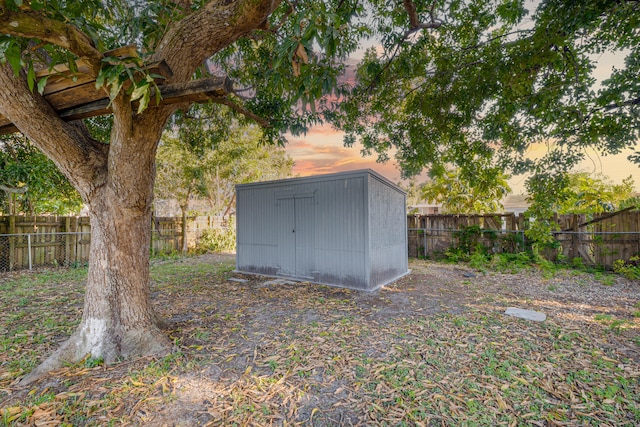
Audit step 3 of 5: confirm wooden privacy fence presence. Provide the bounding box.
[408,213,528,258]
[554,208,640,267]
[408,210,640,268]
[3,210,638,272]
[0,215,185,271]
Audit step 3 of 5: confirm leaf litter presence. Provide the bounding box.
[0,253,638,426]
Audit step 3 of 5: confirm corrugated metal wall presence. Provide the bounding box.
[236,184,280,276]
[368,174,409,288]
[236,170,407,290]
[312,174,367,288]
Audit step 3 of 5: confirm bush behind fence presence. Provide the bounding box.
[408,211,640,268]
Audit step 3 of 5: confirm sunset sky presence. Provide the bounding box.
[284,50,640,194]
[285,126,640,194]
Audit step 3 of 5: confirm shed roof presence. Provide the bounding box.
[236,169,405,194]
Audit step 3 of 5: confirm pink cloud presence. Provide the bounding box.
[286,129,402,182]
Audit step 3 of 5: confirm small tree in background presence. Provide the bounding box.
[419,167,512,214]
[0,135,82,215]
[556,172,636,215]
[155,115,293,252]
[201,124,294,217]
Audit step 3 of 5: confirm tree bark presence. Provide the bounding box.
[1,0,282,384]
[21,195,172,383]
[20,106,174,384]
[153,0,281,82]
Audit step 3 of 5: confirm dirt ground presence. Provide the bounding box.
[2,254,639,426]
[162,253,640,337]
[144,254,640,426]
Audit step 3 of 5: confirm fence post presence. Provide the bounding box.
[9,214,15,271]
[423,229,427,257]
[27,233,32,270]
[150,216,155,257]
[571,214,580,261]
[64,216,71,267]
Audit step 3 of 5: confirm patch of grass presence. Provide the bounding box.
[1,256,639,426]
[594,314,630,335]
[594,271,617,286]
[83,356,104,369]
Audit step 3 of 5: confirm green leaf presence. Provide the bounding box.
[37,76,49,95]
[27,62,36,93]
[137,90,150,114]
[147,73,166,81]
[5,42,22,76]
[67,52,78,74]
[130,81,149,102]
[109,80,124,100]
[95,71,105,89]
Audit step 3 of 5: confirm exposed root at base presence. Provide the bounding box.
[19,326,173,386]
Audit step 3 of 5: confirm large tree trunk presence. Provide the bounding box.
[21,196,172,383]
[20,102,174,385]
[1,0,282,385]
[83,195,171,361]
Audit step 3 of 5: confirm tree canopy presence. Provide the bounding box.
[556,172,636,215]
[1,0,638,187]
[330,0,639,227]
[156,106,293,217]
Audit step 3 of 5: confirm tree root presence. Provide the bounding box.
[19,323,173,386]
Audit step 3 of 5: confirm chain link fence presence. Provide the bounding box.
[0,232,90,272]
[0,230,180,272]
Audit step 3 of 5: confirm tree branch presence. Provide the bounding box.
[0,183,28,194]
[256,0,295,36]
[153,0,283,82]
[402,0,442,38]
[0,63,107,197]
[212,97,271,128]
[604,97,640,110]
[362,0,442,93]
[0,1,102,75]
[460,29,535,52]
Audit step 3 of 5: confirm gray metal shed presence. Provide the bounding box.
[235,169,408,290]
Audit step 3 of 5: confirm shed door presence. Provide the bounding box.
[277,194,315,278]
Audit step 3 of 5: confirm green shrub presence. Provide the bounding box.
[491,252,533,273]
[196,219,236,253]
[612,256,640,280]
[571,257,585,269]
[453,225,483,254]
[469,251,490,272]
[445,247,470,263]
[500,231,528,253]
